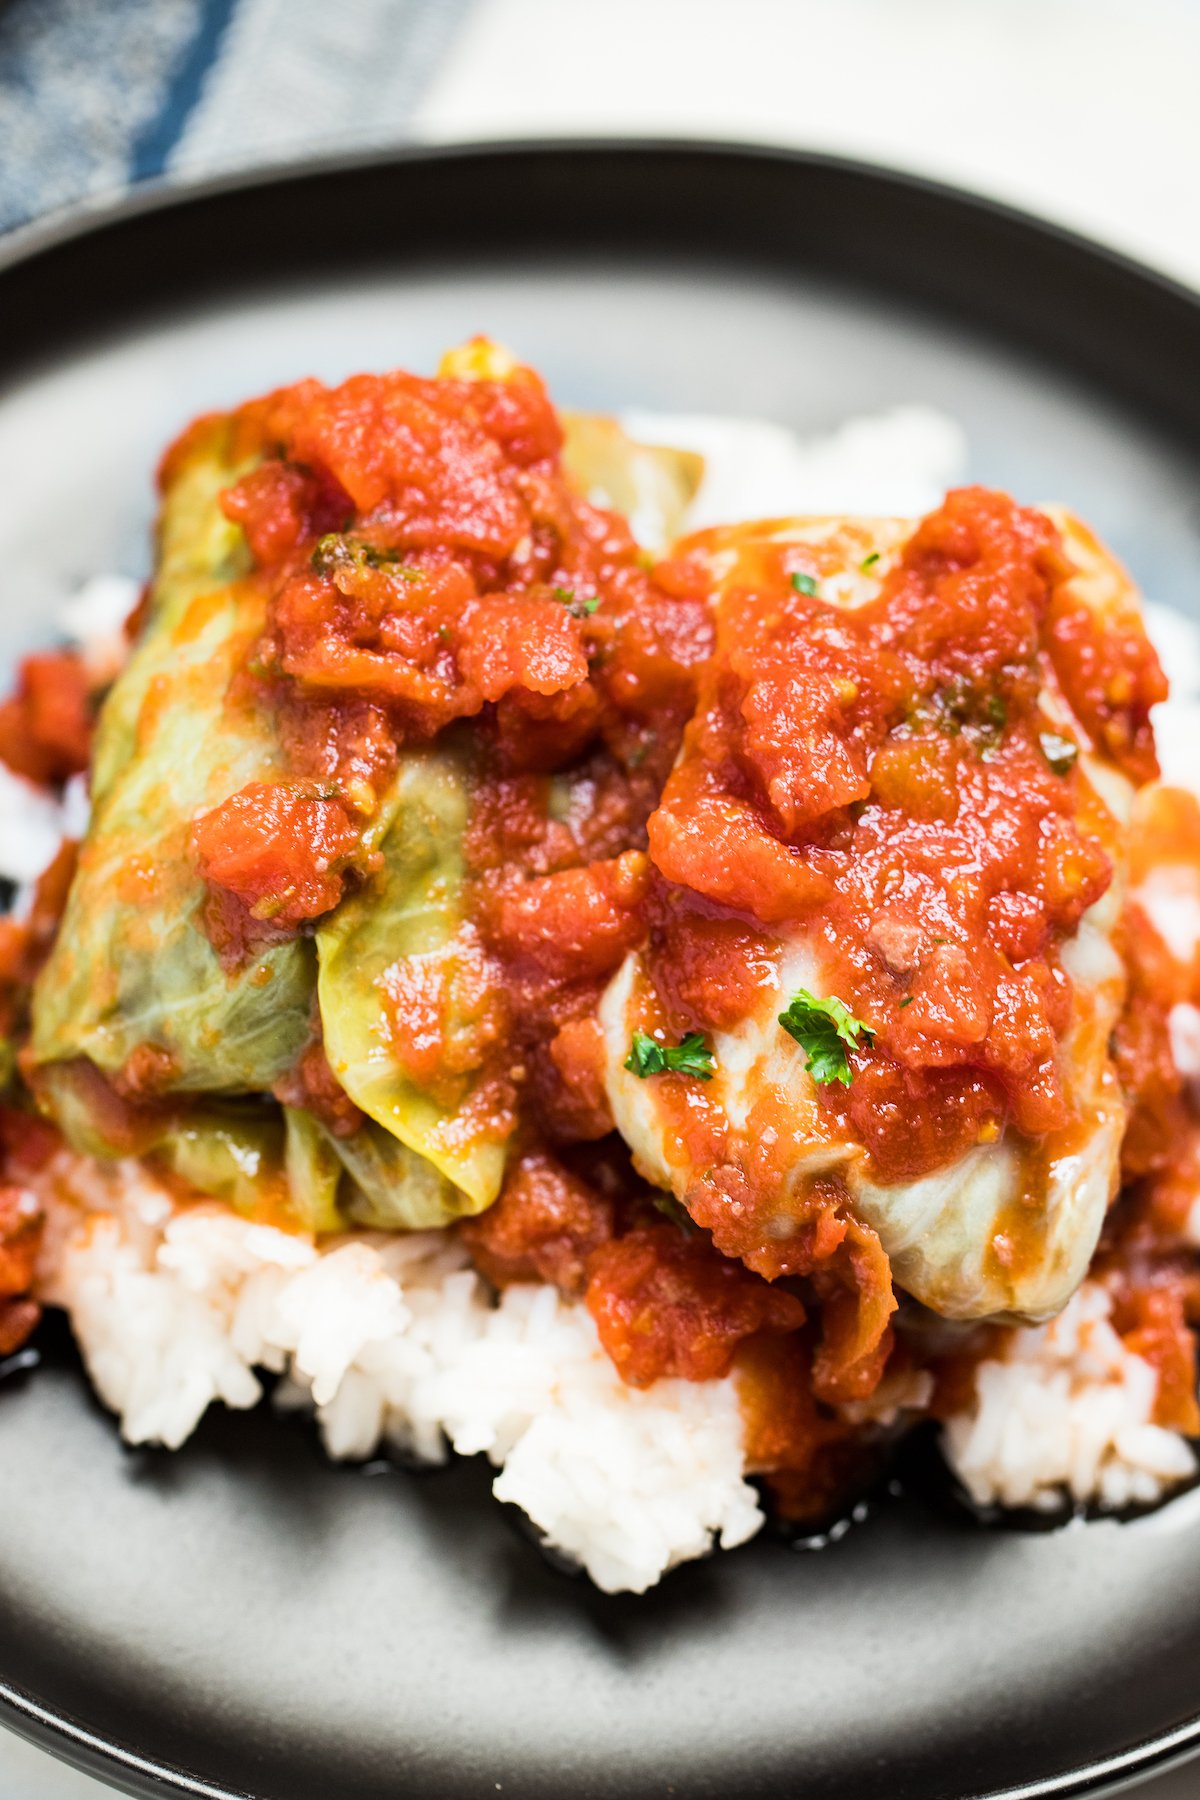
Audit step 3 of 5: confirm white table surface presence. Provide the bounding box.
[8,0,1200,1792]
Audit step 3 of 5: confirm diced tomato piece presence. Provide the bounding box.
[461,1151,615,1295]
[0,650,92,785]
[585,1223,805,1387]
[191,781,360,922]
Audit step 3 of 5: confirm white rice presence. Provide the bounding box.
[623,404,968,529]
[58,572,140,685]
[942,1282,1197,1512]
[8,409,1200,1587]
[942,594,1200,1519]
[0,762,68,887]
[0,571,126,889]
[36,1156,761,1595]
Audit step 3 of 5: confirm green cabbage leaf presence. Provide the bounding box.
[31,419,313,1099]
[316,743,507,1219]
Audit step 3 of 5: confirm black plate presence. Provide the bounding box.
[2,141,1200,1800]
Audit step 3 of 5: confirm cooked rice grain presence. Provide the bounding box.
[942,1283,1197,1512]
[38,1159,760,1594]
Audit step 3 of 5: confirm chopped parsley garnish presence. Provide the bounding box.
[1039,731,1078,776]
[860,551,881,572]
[898,995,914,1009]
[311,534,343,573]
[312,534,415,578]
[791,571,819,597]
[778,989,875,1087]
[362,544,408,570]
[554,585,600,618]
[625,1029,715,1081]
[926,680,1008,754]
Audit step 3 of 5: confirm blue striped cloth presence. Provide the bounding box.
[0,0,475,234]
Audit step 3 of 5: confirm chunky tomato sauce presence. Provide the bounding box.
[641,494,1133,1170]
[1093,785,1200,1433]
[0,649,94,787]
[191,357,709,955]
[0,842,80,1348]
[0,1102,59,1356]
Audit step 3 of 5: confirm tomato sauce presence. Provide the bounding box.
[192,782,361,927]
[0,1105,59,1356]
[585,1222,806,1386]
[734,1330,903,1524]
[461,1144,813,1391]
[460,1149,616,1295]
[641,492,1124,1166]
[1086,784,1200,1432]
[0,649,94,787]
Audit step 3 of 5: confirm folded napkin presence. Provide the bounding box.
[0,0,473,233]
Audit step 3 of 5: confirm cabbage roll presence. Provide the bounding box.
[599,494,1161,1323]
[31,415,316,1096]
[29,346,702,1233]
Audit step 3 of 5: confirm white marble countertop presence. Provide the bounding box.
[7,0,1200,1792]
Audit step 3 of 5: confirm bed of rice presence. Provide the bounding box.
[6,407,1200,1592]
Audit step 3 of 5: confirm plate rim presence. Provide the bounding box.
[2,134,1200,1800]
[4,130,1200,315]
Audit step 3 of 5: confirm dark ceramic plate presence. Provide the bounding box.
[2,142,1200,1800]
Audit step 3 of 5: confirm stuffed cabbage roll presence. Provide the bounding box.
[31,414,317,1097]
[29,343,705,1232]
[599,492,1164,1326]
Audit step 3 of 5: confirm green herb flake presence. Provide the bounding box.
[554,585,600,619]
[651,1192,699,1236]
[778,989,875,1087]
[898,995,914,1009]
[860,551,881,572]
[311,533,341,573]
[791,571,819,597]
[312,534,415,580]
[1039,731,1079,777]
[625,1029,716,1081]
[362,544,413,573]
